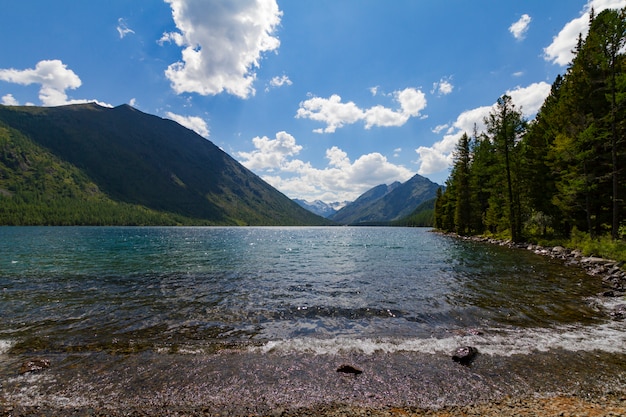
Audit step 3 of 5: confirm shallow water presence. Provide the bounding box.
[0,226,624,412]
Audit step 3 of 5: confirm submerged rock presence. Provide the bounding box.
[336,364,363,375]
[452,346,478,366]
[610,304,626,320]
[19,358,50,374]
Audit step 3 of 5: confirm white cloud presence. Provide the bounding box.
[296,87,426,133]
[237,132,414,202]
[544,0,626,66]
[236,131,302,171]
[161,0,282,99]
[165,111,210,138]
[431,77,454,96]
[415,82,551,177]
[506,82,551,116]
[129,98,137,107]
[296,94,365,133]
[265,75,292,91]
[431,124,449,134]
[116,18,135,39]
[0,59,111,107]
[509,14,531,40]
[1,94,19,106]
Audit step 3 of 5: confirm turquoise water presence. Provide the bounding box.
[1,226,625,412]
[0,226,617,355]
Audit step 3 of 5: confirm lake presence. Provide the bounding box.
[1,226,625,414]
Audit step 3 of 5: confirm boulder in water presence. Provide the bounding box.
[610,304,626,320]
[19,358,50,374]
[452,346,478,366]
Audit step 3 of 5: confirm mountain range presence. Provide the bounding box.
[0,103,330,226]
[293,199,348,218]
[327,175,440,225]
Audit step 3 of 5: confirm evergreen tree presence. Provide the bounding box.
[452,133,472,235]
[485,95,526,242]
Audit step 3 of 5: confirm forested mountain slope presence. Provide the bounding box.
[0,103,331,226]
[330,174,439,225]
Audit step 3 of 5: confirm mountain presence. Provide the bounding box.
[329,175,440,225]
[392,197,436,227]
[293,199,349,218]
[0,103,331,226]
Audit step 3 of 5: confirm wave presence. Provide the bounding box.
[251,321,626,356]
[0,339,14,354]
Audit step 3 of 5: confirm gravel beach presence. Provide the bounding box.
[2,348,625,417]
[3,394,626,416]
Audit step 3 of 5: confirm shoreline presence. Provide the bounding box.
[2,348,626,417]
[439,232,626,311]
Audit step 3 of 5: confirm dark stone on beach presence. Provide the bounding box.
[610,304,626,320]
[336,364,362,375]
[19,358,50,374]
[452,346,478,366]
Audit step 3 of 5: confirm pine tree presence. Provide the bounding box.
[485,95,526,242]
[452,133,472,235]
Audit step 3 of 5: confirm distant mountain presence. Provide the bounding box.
[293,199,349,218]
[329,175,440,225]
[0,103,331,226]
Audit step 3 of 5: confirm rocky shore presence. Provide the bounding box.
[453,234,626,320]
[3,394,626,417]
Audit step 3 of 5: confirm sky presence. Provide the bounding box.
[1,0,625,204]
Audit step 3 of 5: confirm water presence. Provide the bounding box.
[1,226,625,413]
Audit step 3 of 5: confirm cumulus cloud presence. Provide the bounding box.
[1,94,19,106]
[237,132,414,202]
[544,0,626,66]
[160,0,282,99]
[296,87,427,133]
[505,82,551,115]
[431,77,454,96]
[165,111,210,138]
[0,59,111,107]
[236,131,302,171]
[415,82,551,176]
[265,75,292,92]
[509,14,531,40]
[116,18,135,39]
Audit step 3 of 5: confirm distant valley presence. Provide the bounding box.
[294,174,440,226]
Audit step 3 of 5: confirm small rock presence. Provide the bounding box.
[19,358,50,374]
[610,304,626,320]
[336,364,363,375]
[452,346,478,366]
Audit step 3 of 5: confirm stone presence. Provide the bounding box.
[336,364,363,375]
[452,346,478,366]
[19,358,50,374]
[610,304,626,320]
[582,256,607,264]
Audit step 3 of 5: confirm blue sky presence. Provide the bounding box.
[1,0,624,203]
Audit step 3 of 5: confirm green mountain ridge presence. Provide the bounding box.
[329,175,440,225]
[0,103,331,226]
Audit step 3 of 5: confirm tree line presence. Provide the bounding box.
[435,8,626,242]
